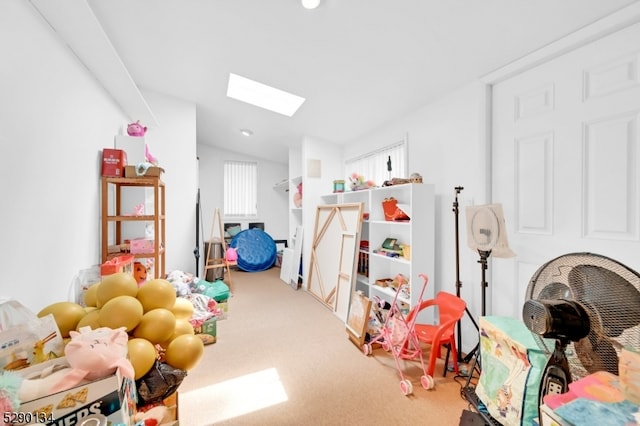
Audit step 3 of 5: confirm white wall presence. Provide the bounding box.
[197,144,289,269]
[300,137,345,286]
[0,1,197,313]
[0,0,128,312]
[344,82,489,354]
[141,90,198,275]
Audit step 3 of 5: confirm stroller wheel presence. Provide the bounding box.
[400,379,413,395]
[362,343,372,355]
[421,375,435,390]
[381,341,390,352]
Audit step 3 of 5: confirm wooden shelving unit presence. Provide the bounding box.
[101,176,165,278]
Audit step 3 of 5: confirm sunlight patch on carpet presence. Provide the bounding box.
[181,367,288,423]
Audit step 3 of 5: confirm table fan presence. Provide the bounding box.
[522,252,640,399]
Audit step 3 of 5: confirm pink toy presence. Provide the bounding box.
[134,203,145,216]
[363,274,433,395]
[49,326,134,394]
[145,144,159,165]
[127,120,147,137]
[226,247,238,262]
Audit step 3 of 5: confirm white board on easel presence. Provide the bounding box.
[289,226,303,289]
[279,248,293,284]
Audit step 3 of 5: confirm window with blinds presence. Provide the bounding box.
[344,141,406,187]
[223,161,258,217]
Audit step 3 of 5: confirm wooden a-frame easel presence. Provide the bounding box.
[204,208,236,290]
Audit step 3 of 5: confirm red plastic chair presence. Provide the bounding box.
[406,291,467,377]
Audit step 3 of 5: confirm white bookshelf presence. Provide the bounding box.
[321,183,435,311]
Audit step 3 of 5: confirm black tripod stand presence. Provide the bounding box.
[194,188,201,274]
[452,187,479,364]
[461,248,496,422]
[461,248,491,364]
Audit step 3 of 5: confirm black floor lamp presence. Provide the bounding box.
[462,203,516,364]
[461,203,516,412]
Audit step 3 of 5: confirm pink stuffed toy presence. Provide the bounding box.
[226,247,238,262]
[127,120,147,137]
[145,144,159,166]
[49,326,134,394]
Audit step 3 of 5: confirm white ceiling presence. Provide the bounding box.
[41,0,640,164]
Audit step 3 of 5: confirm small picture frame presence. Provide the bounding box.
[346,291,372,348]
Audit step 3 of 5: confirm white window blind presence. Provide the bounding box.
[224,161,258,217]
[345,141,406,187]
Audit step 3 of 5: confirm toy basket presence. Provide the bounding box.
[381,198,409,221]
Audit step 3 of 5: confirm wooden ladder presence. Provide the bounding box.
[203,208,236,290]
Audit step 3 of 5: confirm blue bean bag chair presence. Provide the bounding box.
[230,228,277,272]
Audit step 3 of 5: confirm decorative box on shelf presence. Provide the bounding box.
[101,149,127,177]
[130,238,154,254]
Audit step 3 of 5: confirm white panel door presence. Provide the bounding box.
[491,23,640,318]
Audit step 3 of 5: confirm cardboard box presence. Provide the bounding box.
[15,358,136,426]
[101,149,127,177]
[124,165,165,178]
[217,301,229,320]
[198,317,217,337]
[163,392,179,424]
[375,278,393,288]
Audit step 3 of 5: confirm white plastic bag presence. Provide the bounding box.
[70,265,101,306]
[0,299,38,332]
[0,300,64,370]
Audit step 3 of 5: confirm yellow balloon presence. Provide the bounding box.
[171,298,194,320]
[99,295,143,332]
[160,319,195,347]
[38,302,86,338]
[76,309,101,331]
[97,272,138,307]
[137,279,176,312]
[84,283,100,307]
[165,334,204,371]
[132,308,176,344]
[174,318,195,336]
[127,338,157,380]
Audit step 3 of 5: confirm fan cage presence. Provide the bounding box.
[524,252,640,381]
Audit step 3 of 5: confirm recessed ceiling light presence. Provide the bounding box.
[227,73,305,117]
[240,129,254,137]
[302,0,321,9]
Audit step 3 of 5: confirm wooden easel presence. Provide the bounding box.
[204,208,236,291]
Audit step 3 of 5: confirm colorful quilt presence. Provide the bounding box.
[475,316,553,425]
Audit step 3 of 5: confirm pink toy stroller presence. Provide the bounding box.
[363,273,435,395]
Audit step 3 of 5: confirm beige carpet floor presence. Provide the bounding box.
[178,267,475,425]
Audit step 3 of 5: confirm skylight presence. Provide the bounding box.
[226,73,305,117]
